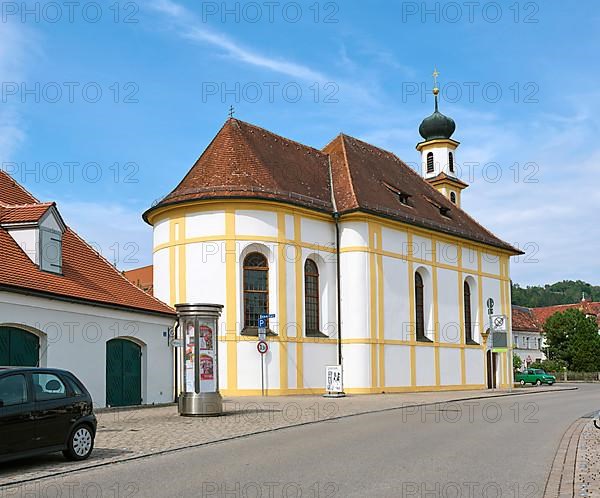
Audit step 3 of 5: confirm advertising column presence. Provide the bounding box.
[176,303,224,416]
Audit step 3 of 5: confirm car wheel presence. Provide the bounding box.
[535,379,542,386]
[548,382,554,386]
[63,425,94,461]
[520,380,525,385]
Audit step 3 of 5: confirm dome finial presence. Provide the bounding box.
[418,68,456,141]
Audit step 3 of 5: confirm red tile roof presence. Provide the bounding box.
[0,202,54,224]
[0,171,174,317]
[512,305,541,333]
[532,300,600,327]
[145,119,520,254]
[123,265,154,295]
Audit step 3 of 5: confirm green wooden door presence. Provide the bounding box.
[106,339,142,407]
[0,327,39,366]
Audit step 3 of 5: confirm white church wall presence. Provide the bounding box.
[437,241,458,267]
[286,342,297,389]
[413,235,433,261]
[439,348,461,385]
[482,252,501,275]
[342,343,371,389]
[185,242,227,305]
[152,249,170,305]
[381,226,408,255]
[236,210,278,238]
[0,291,174,407]
[153,218,170,247]
[186,210,225,238]
[437,268,461,344]
[236,340,280,390]
[382,256,410,341]
[384,345,411,387]
[301,217,335,247]
[462,246,478,271]
[465,348,485,385]
[340,221,368,247]
[302,342,337,389]
[415,346,436,386]
[339,251,370,339]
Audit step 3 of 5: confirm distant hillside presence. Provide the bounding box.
[511,280,600,308]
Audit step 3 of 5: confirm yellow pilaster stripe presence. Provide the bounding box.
[407,233,416,387]
[457,244,467,386]
[432,240,440,386]
[376,225,385,389]
[294,215,304,389]
[225,208,238,391]
[477,251,487,385]
[177,217,186,304]
[368,223,378,388]
[168,220,177,307]
[277,212,288,391]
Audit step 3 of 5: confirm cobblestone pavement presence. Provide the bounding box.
[0,385,573,486]
[576,417,600,497]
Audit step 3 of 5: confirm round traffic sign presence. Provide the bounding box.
[257,340,269,355]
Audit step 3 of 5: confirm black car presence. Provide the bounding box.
[0,367,97,463]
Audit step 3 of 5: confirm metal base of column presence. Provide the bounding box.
[178,392,223,416]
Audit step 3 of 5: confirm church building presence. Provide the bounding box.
[144,89,521,395]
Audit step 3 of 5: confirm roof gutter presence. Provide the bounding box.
[0,284,176,319]
[328,157,344,376]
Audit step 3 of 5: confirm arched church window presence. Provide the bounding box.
[304,259,320,336]
[415,272,426,341]
[450,192,457,204]
[464,281,473,343]
[449,152,454,173]
[243,252,268,329]
[426,152,434,174]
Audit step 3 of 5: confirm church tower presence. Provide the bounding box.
[416,70,468,206]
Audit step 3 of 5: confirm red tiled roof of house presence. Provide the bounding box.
[532,300,600,327]
[145,119,520,254]
[0,171,174,317]
[0,202,54,224]
[512,305,541,332]
[123,264,154,295]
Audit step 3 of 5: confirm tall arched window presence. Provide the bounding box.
[304,259,320,336]
[426,152,434,174]
[450,192,457,204]
[464,280,474,344]
[449,152,454,173]
[243,252,268,329]
[415,272,426,341]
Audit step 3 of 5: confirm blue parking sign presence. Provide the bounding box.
[258,318,266,328]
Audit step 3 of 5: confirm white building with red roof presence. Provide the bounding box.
[0,171,176,407]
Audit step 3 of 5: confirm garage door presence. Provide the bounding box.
[106,339,142,407]
[0,327,39,366]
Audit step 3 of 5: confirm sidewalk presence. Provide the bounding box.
[0,385,575,487]
[575,417,600,497]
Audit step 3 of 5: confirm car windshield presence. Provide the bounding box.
[533,369,546,374]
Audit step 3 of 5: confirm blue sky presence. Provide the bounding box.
[1,0,598,286]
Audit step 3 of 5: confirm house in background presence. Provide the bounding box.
[531,297,600,332]
[0,171,176,407]
[123,264,154,295]
[511,305,545,367]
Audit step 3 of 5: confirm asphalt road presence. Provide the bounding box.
[4,385,600,497]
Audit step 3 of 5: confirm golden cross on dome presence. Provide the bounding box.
[432,67,440,95]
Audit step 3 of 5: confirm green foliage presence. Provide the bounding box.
[539,359,567,373]
[511,280,600,307]
[512,353,522,371]
[544,309,600,372]
[529,361,544,369]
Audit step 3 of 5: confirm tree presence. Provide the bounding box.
[544,309,600,371]
[511,280,600,307]
[512,353,522,371]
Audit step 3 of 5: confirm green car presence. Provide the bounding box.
[514,368,556,386]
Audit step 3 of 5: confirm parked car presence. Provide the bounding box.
[514,368,556,386]
[0,367,97,463]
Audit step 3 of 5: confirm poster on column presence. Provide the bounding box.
[185,322,196,393]
[199,323,216,392]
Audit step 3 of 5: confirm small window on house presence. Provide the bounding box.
[415,272,427,341]
[304,259,321,336]
[243,252,269,329]
[450,192,457,204]
[426,152,434,174]
[398,192,412,206]
[39,228,62,274]
[449,152,455,173]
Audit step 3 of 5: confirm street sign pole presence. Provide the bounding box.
[257,314,274,397]
[487,298,494,390]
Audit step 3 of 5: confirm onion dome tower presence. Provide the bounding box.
[416,69,468,206]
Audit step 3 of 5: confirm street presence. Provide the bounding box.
[1,385,599,497]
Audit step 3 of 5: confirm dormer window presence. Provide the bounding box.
[0,202,65,274]
[40,228,63,274]
[449,152,454,173]
[398,192,412,206]
[439,206,451,217]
